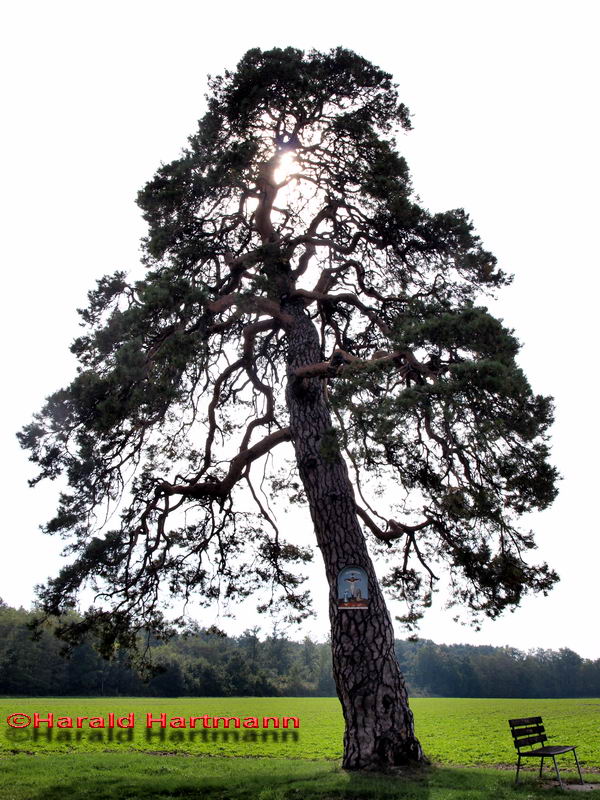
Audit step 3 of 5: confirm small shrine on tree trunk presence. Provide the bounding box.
[337,566,369,609]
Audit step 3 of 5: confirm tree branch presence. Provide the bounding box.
[290,348,438,380]
[356,504,434,543]
[240,319,279,451]
[355,505,439,581]
[291,288,392,336]
[207,293,294,326]
[160,427,291,500]
[255,157,278,243]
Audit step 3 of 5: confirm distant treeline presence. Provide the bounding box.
[1,602,599,698]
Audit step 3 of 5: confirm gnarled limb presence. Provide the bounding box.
[355,503,434,545]
[201,358,246,473]
[160,427,291,500]
[240,319,279,451]
[254,155,283,244]
[292,288,392,336]
[290,347,439,380]
[291,203,337,278]
[207,292,295,326]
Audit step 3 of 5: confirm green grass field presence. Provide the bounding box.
[1,698,599,798]
[2,697,600,767]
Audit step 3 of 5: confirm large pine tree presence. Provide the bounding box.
[19,47,558,769]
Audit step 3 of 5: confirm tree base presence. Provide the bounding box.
[341,718,427,771]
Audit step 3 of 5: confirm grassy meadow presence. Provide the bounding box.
[1,697,599,798]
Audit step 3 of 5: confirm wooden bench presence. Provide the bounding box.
[508,716,584,789]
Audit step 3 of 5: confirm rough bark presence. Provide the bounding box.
[284,297,424,770]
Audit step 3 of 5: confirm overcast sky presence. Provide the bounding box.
[2,0,599,657]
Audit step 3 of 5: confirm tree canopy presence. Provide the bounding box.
[19,46,558,658]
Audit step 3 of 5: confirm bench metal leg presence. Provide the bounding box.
[573,749,584,785]
[515,754,521,785]
[539,756,545,777]
[552,755,564,791]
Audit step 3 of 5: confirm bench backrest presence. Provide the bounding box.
[508,716,547,751]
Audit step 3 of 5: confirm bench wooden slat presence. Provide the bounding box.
[522,746,576,757]
[513,734,547,748]
[511,725,545,738]
[508,716,543,726]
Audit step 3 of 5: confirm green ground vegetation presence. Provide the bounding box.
[2,698,599,799]
[0,754,597,800]
[1,698,599,769]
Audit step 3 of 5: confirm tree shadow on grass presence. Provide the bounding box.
[15,759,573,800]
[25,771,432,800]
[342,765,571,799]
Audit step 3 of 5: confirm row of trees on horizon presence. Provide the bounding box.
[0,602,597,699]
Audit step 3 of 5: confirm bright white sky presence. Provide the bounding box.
[1,0,599,657]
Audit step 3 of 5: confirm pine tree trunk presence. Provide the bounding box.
[284,298,425,770]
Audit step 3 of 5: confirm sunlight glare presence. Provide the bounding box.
[274,151,298,184]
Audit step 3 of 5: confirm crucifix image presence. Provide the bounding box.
[337,566,369,609]
[346,571,362,599]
